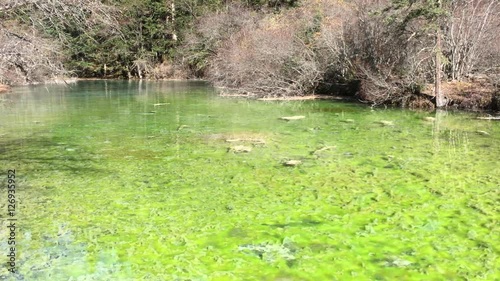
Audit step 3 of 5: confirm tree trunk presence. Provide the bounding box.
[171,1,177,41]
[435,0,446,108]
[435,28,446,107]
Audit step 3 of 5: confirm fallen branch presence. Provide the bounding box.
[477,116,500,120]
[257,95,349,101]
[310,145,336,156]
[280,116,305,121]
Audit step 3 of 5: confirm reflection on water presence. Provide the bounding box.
[0,81,499,280]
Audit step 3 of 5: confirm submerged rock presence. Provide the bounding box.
[177,125,190,131]
[228,145,252,153]
[310,146,336,156]
[280,116,305,121]
[225,138,266,145]
[342,119,355,123]
[205,132,268,144]
[238,242,296,263]
[283,160,302,166]
[476,130,490,136]
[343,152,354,157]
[139,111,156,115]
[378,120,394,126]
[384,257,412,268]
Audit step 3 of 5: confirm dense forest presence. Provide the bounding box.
[1,0,499,109]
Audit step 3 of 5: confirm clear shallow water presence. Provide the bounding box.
[0,80,498,280]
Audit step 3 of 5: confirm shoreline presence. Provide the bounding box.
[3,79,498,113]
[256,95,355,101]
[0,84,10,94]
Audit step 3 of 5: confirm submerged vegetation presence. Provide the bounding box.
[0,0,499,109]
[1,0,499,278]
[0,81,499,280]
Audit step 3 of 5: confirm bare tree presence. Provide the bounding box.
[0,24,66,84]
[181,4,260,77]
[444,0,500,80]
[0,0,118,84]
[0,0,118,30]
[198,1,360,98]
[208,4,323,97]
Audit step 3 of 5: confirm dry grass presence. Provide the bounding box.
[151,61,188,80]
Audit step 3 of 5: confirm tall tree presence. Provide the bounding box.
[386,0,449,107]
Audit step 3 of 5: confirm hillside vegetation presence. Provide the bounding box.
[1,0,499,109]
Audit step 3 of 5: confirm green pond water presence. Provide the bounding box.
[0,80,498,280]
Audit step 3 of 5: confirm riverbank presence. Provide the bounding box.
[4,77,499,112]
[219,79,499,112]
[219,93,355,102]
[421,79,500,111]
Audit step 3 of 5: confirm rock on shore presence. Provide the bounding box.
[0,84,10,93]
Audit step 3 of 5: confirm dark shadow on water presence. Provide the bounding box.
[0,135,110,176]
[262,218,323,228]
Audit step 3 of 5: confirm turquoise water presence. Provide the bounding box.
[0,80,498,280]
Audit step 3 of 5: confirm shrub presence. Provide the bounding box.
[0,24,66,85]
[185,1,353,98]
